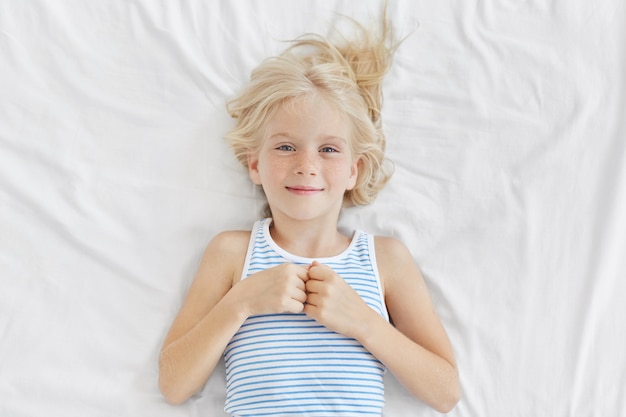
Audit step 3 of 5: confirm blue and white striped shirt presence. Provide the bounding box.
[224,218,389,416]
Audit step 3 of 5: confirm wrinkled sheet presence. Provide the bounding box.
[1,1,625,416]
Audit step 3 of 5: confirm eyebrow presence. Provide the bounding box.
[268,132,348,143]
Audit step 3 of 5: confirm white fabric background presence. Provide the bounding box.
[1,1,624,416]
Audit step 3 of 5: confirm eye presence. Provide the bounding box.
[276,144,295,152]
[320,146,339,153]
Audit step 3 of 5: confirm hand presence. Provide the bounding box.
[304,261,374,339]
[237,263,309,316]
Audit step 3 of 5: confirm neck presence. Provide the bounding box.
[268,213,350,259]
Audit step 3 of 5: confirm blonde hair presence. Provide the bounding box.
[226,11,397,210]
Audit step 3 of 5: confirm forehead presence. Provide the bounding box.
[265,94,352,140]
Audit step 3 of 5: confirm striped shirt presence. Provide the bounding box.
[224,218,389,416]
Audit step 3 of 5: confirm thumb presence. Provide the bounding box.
[308,261,332,280]
[308,260,325,276]
[296,264,310,282]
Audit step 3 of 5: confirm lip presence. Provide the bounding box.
[285,186,324,195]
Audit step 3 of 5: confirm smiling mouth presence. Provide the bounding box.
[286,186,324,195]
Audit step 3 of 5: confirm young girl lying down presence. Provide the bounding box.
[159,11,460,417]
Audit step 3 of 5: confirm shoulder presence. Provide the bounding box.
[208,230,251,254]
[373,235,414,268]
[207,218,267,256]
[202,229,252,285]
[160,229,253,347]
[372,235,418,293]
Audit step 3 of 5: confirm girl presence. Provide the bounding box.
[159,11,459,417]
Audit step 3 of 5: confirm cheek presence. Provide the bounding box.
[257,155,290,183]
[327,158,358,183]
[259,156,281,171]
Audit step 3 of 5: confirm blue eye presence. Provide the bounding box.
[276,145,295,151]
[320,146,338,153]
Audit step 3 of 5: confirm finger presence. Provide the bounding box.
[292,275,306,291]
[284,298,305,314]
[308,264,333,281]
[303,302,318,319]
[305,292,320,308]
[292,287,307,303]
[295,265,310,282]
[305,278,322,294]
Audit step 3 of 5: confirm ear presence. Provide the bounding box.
[346,157,360,191]
[247,151,262,185]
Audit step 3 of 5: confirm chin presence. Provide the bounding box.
[272,208,339,222]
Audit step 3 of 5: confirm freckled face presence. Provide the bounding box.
[247,95,359,222]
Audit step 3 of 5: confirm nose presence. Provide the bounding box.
[294,150,317,176]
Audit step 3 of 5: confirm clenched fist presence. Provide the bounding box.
[237,263,310,316]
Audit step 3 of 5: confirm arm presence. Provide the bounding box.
[363,237,459,412]
[158,231,249,405]
[158,231,309,405]
[304,237,460,413]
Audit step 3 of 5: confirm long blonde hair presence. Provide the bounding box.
[226,11,398,210]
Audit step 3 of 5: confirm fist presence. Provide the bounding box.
[304,261,372,339]
[241,263,309,316]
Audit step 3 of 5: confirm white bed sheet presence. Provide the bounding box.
[1,1,625,416]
